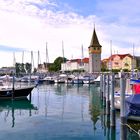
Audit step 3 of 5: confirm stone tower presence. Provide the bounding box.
[88,28,102,73]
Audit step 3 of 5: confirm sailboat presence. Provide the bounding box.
[125,81,140,121]
[124,45,140,121]
[0,52,35,100]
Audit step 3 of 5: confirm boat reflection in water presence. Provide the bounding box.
[0,98,37,127]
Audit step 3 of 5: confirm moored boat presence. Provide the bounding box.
[0,85,35,100]
[82,75,95,84]
[73,76,83,84]
[126,83,140,121]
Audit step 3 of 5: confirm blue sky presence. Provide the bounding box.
[0,0,140,67]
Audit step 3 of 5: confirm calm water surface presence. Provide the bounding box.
[0,84,139,140]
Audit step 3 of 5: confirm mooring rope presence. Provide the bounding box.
[121,122,140,137]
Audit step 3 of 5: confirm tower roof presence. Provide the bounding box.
[89,28,102,47]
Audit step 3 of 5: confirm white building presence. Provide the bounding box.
[61,58,89,72]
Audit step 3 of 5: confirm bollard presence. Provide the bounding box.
[111,72,116,127]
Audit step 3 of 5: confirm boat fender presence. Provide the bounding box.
[7,91,11,95]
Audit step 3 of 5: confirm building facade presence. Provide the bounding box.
[88,28,102,73]
[61,58,89,72]
[103,54,137,71]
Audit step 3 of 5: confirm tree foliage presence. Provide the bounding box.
[48,57,67,72]
[15,62,32,75]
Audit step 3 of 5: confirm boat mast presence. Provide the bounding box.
[132,44,135,78]
[81,44,84,64]
[13,52,16,68]
[22,51,24,64]
[37,50,41,67]
[110,40,112,71]
[62,41,65,72]
[13,52,16,79]
[81,44,84,71]
[62,41,65,63]
[46,42,49,64]
[31,51,34,73]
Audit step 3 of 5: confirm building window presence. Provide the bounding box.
[114,62,118,65]
[124,63,129,66]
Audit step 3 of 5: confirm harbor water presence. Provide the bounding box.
[0,84,139,140]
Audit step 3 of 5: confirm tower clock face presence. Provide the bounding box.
[89,47,101,54]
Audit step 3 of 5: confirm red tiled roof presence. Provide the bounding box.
[82,58,89,63]
[102,58,109,62]
[67,57,89,63]
[108,54,132,60]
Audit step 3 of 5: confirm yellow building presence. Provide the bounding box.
[106,54,136,71]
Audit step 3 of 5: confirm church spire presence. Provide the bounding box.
[89,28,101,47]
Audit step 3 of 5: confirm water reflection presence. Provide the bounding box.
[0,84,139,139]
[0,98,37,127]
[89,88,101,131]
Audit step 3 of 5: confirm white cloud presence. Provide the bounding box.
[0,0,140,68]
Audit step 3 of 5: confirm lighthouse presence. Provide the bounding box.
[88,28,102,73]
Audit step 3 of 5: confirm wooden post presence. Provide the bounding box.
[100,73,103,100]
[120,71,127,140]
[12,71,15,100]
[103,74,106,107]
[111,72,116,127]
[106,73,110,115]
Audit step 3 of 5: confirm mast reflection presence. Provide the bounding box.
[0,98,37,127]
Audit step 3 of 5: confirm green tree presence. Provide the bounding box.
[15,63,21,75]
[25,63,32,73]
[48,57,67,72]
[21,63,26,73]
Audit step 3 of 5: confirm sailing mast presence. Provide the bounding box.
[62,41,65,63]
[131,44,135,78]
[13,52,16,75]
[81,44,84,64]
[110,40,112,71]
[62,41,65,72]
[37,50,41,67]
[46,42,49,64]
[22,51,24,64]
[13,52,16,68]
[31,51,34,73]
[81,44,84,71]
